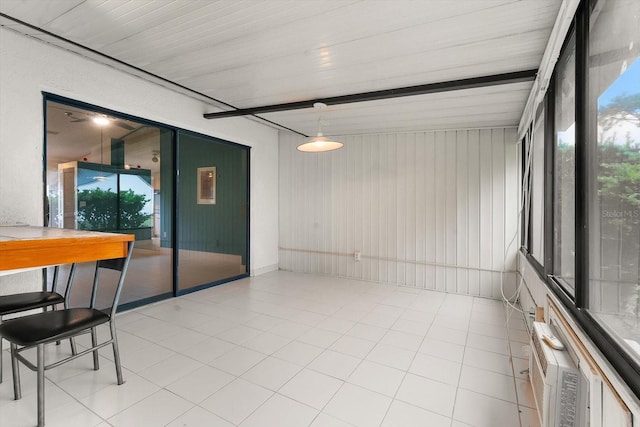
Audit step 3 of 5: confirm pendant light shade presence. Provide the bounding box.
[297,132,343,152]
[296,103,343,152]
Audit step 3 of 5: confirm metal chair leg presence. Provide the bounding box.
[70,336,78,356]
[111,325,124,385]
[0,332,3,384]
[0,317,5,384]
[37,344,45,427]
[50,305,62,347]
[91,328,99,370]
[10,342,21,400]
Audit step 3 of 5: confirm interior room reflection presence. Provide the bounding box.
[45,101,247,305]
[45,101,172,305]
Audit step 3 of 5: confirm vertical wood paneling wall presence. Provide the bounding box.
[279,128,519,299]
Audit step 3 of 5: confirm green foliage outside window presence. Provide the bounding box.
[77,188,152,231]
[597,93,640,319]
[598,94,640,214]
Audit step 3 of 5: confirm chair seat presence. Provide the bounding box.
[0,292,65,316]
[0,308,109,347]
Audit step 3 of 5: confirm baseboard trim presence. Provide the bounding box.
[251,263,279,277]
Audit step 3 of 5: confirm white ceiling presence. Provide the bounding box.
[0,0,562,137]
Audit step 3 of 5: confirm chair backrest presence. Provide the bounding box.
[89,240,134,317]
[48,263,77,298]
[62,263,77,301]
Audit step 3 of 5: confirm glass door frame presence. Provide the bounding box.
[174,129,251,296]
[43,92,251,309]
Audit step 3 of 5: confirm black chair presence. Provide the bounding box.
[0,263,77,383]
[0,240,134,427]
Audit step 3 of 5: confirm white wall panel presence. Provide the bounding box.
[467,130,481,295]
[0,28,280,296]
[479,129,494,297]
[280,127,519,299]
[435,131,447,292]
[456,131,469,295]
[503,130,519,298]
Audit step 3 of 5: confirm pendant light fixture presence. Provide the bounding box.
[297,102,343,152]
[93,119,108,181]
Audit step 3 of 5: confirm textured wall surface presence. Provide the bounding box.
[279,128,519,299]
[0,27,279,294]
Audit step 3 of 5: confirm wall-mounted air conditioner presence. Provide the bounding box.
[529,321,587,427]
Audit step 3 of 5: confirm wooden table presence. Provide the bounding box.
[0,226,134,273]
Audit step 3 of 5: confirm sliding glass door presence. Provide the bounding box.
[45,95,250,305]
[176,132,249,292]
[45,97,174,307]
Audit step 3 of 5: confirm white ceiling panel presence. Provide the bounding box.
[0,0,562,136]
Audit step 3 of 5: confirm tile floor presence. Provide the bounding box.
[0,271,541,427]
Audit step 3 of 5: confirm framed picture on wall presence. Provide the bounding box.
[197,166,216,204]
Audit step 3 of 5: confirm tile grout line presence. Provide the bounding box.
[305,293,404,427]
[375,292,449,427]
[204,286,381,427]
[505,300,527,427]
[4,274,532,426]
[448,296,475,427]
[244,287,394,427]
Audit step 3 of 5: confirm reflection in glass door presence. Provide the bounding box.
[45,98,174,307]
[177,132,249,291]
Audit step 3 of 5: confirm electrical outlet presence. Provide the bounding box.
[354,251,361,262]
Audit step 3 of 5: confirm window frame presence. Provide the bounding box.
[551,25,578,298]
[520,0,640,398]
[521,127,535,259]
[522,104,546,278]
[531,103,547,268]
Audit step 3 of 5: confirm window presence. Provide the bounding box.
[521,0,640,398]
[587,0,640,365]
[530,105,546,265]
[553,31,577,294]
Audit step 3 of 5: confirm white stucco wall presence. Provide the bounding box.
[0,27,279,293]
